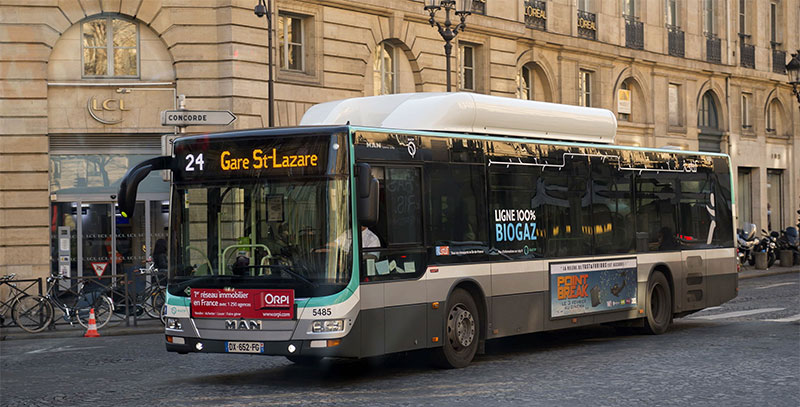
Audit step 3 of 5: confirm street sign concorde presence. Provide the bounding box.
[161,109,237,127]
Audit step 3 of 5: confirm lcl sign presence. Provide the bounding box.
[87,97,129,124]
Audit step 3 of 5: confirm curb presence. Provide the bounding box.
[738,268,800,280]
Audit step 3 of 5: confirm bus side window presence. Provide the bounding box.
[635,173,678,252]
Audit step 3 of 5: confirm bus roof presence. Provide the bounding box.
[299,92,617,144]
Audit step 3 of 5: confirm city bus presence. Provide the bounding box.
[118,92,737,368]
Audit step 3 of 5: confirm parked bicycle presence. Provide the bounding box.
[11,274,114,333]
[109,261,166,324]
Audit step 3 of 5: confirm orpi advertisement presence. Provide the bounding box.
[191,288,295,319]
[550,258,637,318]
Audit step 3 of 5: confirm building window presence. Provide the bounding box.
[373,42,396,95]
[738,0,747,35]
[770,2,778,44]
[517,65,532,100]
[741,92,751,130]
[459,44,476,91]
[698,92,718,130]
[618,81,630,121]
[472,0,487,15]
[703,0,714,35]
[767,169,783,230]
[668,83,681,127]
[278,14,304,71]
[666,0,678,26]
[578,70,592,107]
[82,17,138,77]
[578,0,592,11]
[766,100,777,133]
[623,0,636,17]
[737,168,752,227]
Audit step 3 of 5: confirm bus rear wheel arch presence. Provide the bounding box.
[434,287,481,368]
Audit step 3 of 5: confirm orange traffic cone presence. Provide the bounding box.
[84,308,101,337]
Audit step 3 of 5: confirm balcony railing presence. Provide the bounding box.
[667,25,684,57]
[577,10,597,40]
[706,34,721,64]
[772,46,786,74]
[524,0,547,31]
[740,35,755,69]
[625,17,643,49]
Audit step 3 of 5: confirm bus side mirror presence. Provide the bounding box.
[356,163,379,227]
[118,156,174,218]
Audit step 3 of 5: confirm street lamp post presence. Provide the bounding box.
[786,50,800,109]
[254,0,275,127]
[425,0,473,92]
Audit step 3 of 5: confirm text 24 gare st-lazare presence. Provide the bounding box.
[220,148,318,171]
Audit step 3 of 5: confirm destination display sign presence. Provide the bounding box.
[173,134,336,182]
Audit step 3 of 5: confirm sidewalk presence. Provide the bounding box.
[2,264,798,342]
[1,317,164,342]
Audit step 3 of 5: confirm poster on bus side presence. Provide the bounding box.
[549,258,638,318]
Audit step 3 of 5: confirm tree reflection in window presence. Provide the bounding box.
[83,17,138,77]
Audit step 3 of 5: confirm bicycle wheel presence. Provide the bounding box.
[12,295,53,333]
[77,294,114,329]
[146,289,165,320]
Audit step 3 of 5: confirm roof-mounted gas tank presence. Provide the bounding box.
[300,92,617,144]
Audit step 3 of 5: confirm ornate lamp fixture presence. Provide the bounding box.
[424,0,474,92]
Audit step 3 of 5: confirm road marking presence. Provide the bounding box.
[26,345,105,354]
[702,306,723,311]
[755,282,797,290]
[690,308,785,320]
[763,314,800,323]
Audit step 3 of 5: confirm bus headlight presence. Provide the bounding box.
[312,319,344,333]
[167,318,182,329]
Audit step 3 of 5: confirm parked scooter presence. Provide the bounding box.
[737,223,759,266]
[753,229,778,268]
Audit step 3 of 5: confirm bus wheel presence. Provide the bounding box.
[286,355,322,365]
[644,271,672,335]
[434,288,479,369]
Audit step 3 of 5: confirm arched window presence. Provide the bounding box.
[619,81,631,121]
[516,65,532,100]
[766,99,778,133]
[373,42,396,95]
[82,16,138,77]
[698,91,718,129]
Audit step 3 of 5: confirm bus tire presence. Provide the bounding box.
[644,270,672,335]
[286,355,323,365]
[434,288,479,369]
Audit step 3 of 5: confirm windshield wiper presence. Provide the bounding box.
[245,265,318,288]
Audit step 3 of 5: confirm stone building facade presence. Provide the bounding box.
[0,0,798,280]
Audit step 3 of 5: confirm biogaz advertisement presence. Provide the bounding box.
[549,258,638,318]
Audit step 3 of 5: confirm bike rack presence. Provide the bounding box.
[0,278,44,328]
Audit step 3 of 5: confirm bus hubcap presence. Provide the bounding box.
[447,305,475,350]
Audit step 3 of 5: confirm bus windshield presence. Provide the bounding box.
[168,177,352,297]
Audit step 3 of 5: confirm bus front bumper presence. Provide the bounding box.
[165,333,361,358]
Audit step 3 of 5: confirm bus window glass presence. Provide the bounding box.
[426,163,487,252]
[591,154,635,254]
[635,173,679,251]
[711,158,734,247]
[678,168,713,248]
[488,162,544,259]
[535,148,592,257]
[385,167,423,245]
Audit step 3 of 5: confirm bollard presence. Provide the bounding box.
[754,252,768,270]
[778,250,793,267]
